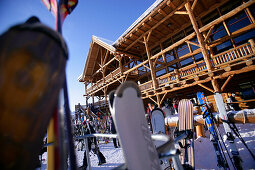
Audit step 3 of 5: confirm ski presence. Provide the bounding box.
[109,81,160,170]
[177,99,195,169]
[151,108,171,169]
[214,92,243,170]
[197,92,229,169]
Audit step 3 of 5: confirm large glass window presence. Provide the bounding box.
[156,69,166,77]
[165,51,175,62]
[190,38,199,51]
[239,81,255,100]
[177,44,190,57]
[180,57,193,67]
[226,11,252,33]
[214,40,233,54]
[234,30,255,46]
[210,24,228,41]
[194,52,203,62]
[168,64,177,72]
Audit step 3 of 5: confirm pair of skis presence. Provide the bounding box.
[197,92,229,169]
[108,81,182,170]
[198,92,255,170]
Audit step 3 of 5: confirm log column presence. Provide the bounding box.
[144,34,160,107]
[185,2,213,73]
[144,35,159,90]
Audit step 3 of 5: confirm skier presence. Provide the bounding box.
[80,120,106,170]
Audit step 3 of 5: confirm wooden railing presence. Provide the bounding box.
[139,80,153,91]
[138,42,254,93]
[87,42,254,95]
[179,61,207,79]
[157,72,177,86]
[212,43,252,67]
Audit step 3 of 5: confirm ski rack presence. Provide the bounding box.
[75,133,183,170]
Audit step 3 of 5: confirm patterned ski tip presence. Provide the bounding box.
[115,81,141,98]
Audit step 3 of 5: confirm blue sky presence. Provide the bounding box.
[0,0,155,111]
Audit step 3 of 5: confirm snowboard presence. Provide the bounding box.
[178,99,194,169]
[109,81,160,170]
[151,108,171,169]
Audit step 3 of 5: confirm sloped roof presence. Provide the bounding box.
[78,36,115,82]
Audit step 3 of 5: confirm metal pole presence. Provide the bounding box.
[84,138,91,170]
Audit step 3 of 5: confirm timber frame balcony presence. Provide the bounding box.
[80,0,255,110]
[139,41,255,98]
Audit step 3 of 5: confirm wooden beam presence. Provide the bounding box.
[144,35,159,89]
[186,40,200,47]
[221,75,234,92]
[102,50,109,65]
[124,1,187,51]
[160,92,168,105]
[149,96,157,104]
[198,83,214,93]
[204,25,215,42]
[199,0,255,33]
[158,9,167,17]
[175,11,188,15]
[185,2,213,73]
[191,0,198,10]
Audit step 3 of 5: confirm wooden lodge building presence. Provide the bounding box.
[78,0,255,114]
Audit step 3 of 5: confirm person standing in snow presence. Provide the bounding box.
[80,120,106,169]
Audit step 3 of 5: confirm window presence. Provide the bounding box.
[214,40,233,54]
[165,51,175,62]
[180,57,193,67]
[177,44,190,57]
[190,38,199,51]
[226,11,252,33]
[168,64,177,72]
[194,53,203,62]
[156,69,166,77]
[210,24,228,41]
[234,30,255,46]
[239,81,255,100]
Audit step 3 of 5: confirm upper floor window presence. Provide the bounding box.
[225,11,252,33]
[177,44,190,57]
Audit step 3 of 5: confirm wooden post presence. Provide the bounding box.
[85,83,88,107]
[249,39,255,53]
[47,118,55,170]
[144,35,159,89]
[156,94,161,108]
[185,2,213,73]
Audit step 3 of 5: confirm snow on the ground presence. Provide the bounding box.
[195,123,255,169]
[38,123,255,169]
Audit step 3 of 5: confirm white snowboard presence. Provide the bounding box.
[109,81,160,170]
